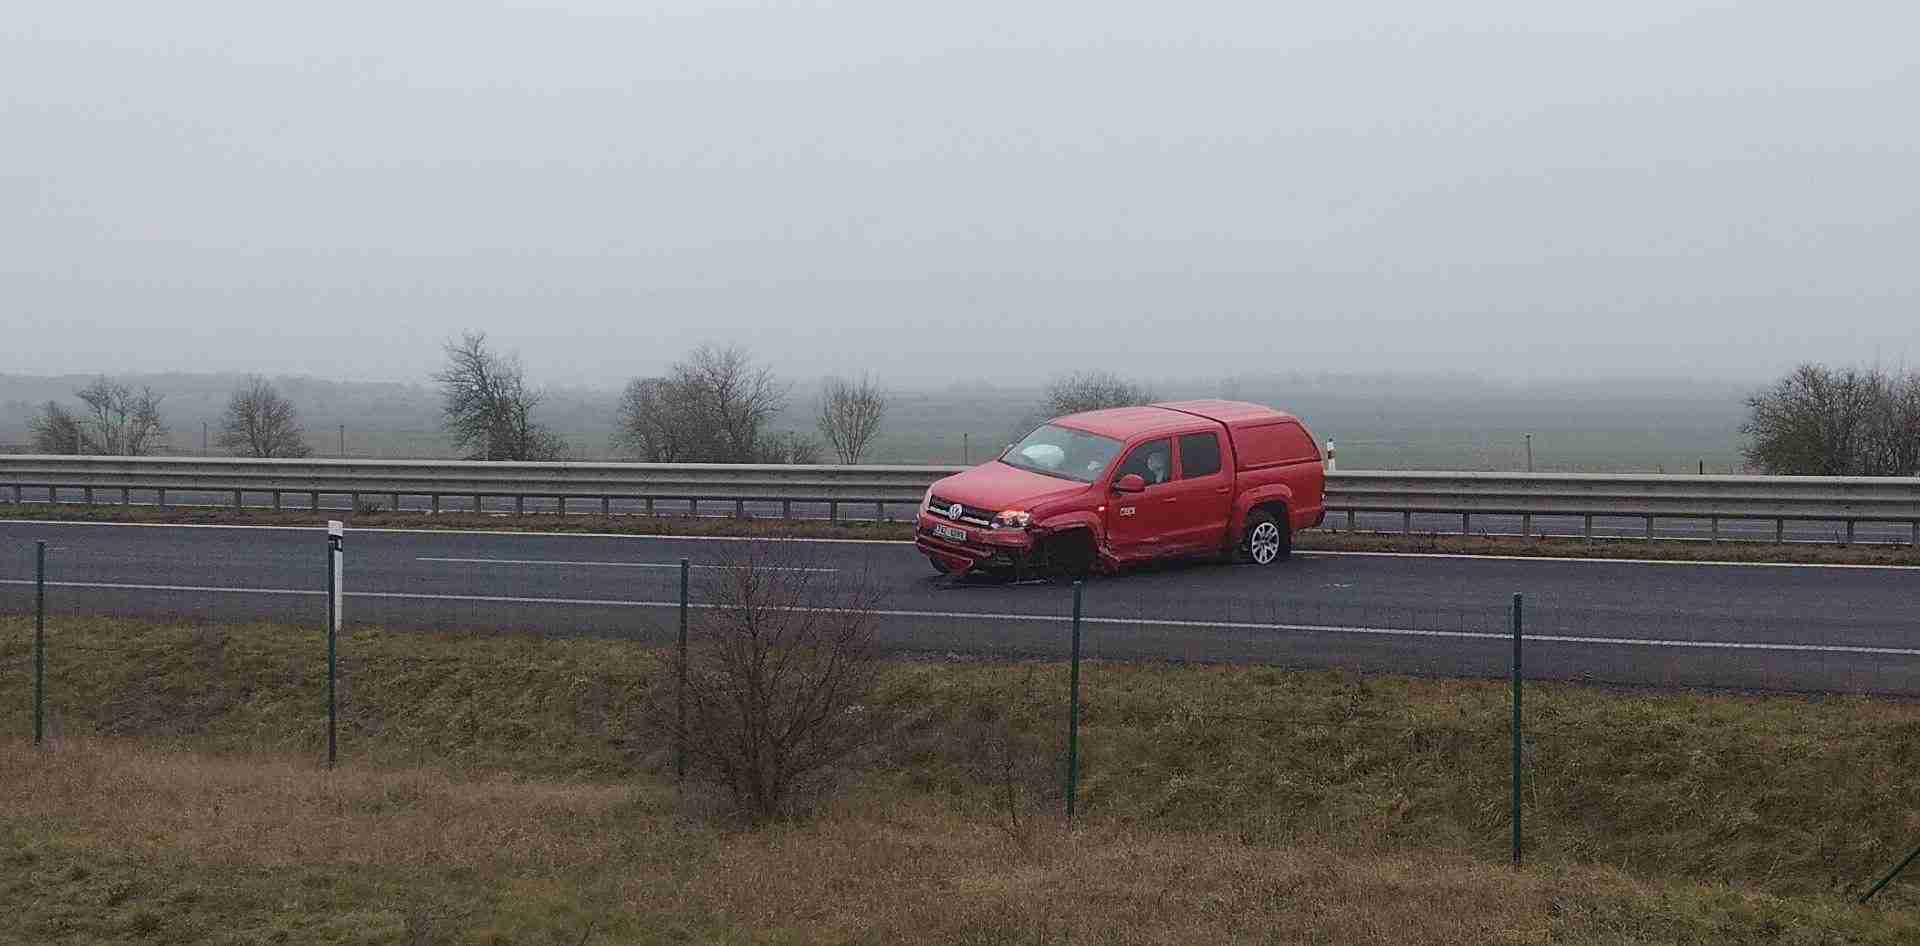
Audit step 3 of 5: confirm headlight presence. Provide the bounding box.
[991,510,1032,530]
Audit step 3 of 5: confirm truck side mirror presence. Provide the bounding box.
[1114,473,1146,493]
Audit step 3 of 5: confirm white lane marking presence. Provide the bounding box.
[7,578,1920,658]
[0,519,904,545]
[1298,550,1920,572]
[4,519,1916,570]
[417,556,837,572]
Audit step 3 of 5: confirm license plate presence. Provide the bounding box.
[932,524,968,543]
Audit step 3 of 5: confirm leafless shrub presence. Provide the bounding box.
[434,331,565,460]
[218,375,312,458]
[648,544,900,823]
[754,430,822,464]
[616,344,793,463]
[817,374,888,464]
[29,378,167,455]
[1043,370,1156,418]
[29,400,85,454]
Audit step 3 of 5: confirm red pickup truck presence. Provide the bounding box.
[915,399,1327,579]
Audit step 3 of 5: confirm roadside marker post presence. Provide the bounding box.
[327,520,343,769]
[676,557,690,782]
[1066,580,1084,826]
[33,540,46,747]
[1511,592,1524,869]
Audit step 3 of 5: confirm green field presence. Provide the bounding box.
[3,371,1755,472]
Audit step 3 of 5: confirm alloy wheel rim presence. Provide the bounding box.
[1251,522,1281,564]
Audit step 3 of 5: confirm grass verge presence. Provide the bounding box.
[3,612,1920,942]
[5,502,1918,566]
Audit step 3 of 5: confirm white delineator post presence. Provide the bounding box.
[327,519,343,768]
[1325,439,1337,473]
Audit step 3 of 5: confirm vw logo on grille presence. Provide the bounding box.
[947,503,965,521]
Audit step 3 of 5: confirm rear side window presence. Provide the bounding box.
[1234,422,1319,469]
[1178,433,1222,478]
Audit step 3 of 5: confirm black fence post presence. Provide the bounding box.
[1861,843,1920,904]
[34,540,46,747]
[1066,580,1084,826]
[676,557,690,782]
[1511,591,1524,869]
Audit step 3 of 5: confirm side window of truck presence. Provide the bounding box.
[1115,439,1173,486]
[1177,433,1222,478]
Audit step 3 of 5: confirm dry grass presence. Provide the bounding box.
[5,615,1920,942]
[4,739,1913,945]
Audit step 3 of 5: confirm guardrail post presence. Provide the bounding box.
[1521,513,1531,538]
[514,495,524,516]
[829,501,839,522]
[34,541,46,747]
[644,497,655,517]
[7,485,17,504]
[1644,516,1654,540]
[310,491,320,511]
[1067,580,1084,827]
[431,495,440,515]
[1346,510,1357,531]
[737,499,747,519]
[556,497,566,518]
[601,497,610,518]
[471,494,481,514]
[232,489,243,510]
[272,491,282,511]
[1403,511,1412,535]
[84,487,94,505]
[1845,520,1856,546]
[782,499,792,519]
[120,488,129,506]
[1710,517,1720,543]
[689,499,699,517]
[1461,513,1470,536]
[1776,519,1785,544]
[1582,515,1594,542]
[1911,521,1918,549]
[1511,591,1524,869]
[390,493,400,512]
[875,501,886,522]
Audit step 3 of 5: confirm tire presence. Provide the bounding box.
[928,557,951,575]
[1241,509,1292,565]
[1041,531,1095,582]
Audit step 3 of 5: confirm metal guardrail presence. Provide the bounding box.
[1,456,1917,544]
[1325,470,1920,544]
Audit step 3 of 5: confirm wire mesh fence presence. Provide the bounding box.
[7,536,1920,903]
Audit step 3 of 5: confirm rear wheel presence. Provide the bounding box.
[1242,509,1292,565]
[928,556,952,575]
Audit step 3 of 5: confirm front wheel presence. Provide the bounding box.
[1241,510,1292,565]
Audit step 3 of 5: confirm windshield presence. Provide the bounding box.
[999,424,1124,483]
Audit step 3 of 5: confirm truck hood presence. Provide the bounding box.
[929,461,1089,512]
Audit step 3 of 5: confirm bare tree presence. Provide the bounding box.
[647,544,901,823]
[1042,370,1156,418]
[29,401,85,454]
[615,344,792,463]
[433,332,565,461]
[817,374,887,464]
[37,379,169,456]
[1743,364,1883,475]
[1861,369,1920,476]
[218,376,313,458]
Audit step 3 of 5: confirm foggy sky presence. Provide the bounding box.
[5,1,1916,388]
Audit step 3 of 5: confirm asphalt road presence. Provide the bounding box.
[3,520,1918,694]
[10,487,1920,546]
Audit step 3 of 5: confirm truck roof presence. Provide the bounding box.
[1052,400,1297,439]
